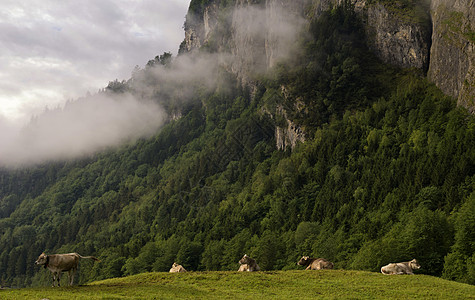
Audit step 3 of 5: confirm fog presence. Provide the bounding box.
[0,93,165,167]
[0,3,306,168]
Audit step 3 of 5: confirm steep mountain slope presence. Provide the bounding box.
[0,0,473,288]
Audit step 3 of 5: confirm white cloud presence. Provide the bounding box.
[0,0,190,123]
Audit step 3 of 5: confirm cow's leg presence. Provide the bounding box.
[69,267,77,286]
[67,270,72,286]
[52,272,59,287]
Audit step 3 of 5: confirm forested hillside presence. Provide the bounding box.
[0,1,474,288]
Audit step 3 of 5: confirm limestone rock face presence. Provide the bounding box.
[428,0,474,111]
[308,1,431,70]
[182,0,432,76]
[365,3,431,71]
[275,119,306,150]
[181,2,220,53]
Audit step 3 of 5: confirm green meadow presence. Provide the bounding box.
[1,270,474,299]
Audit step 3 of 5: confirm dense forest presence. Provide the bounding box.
[0,1,474,288]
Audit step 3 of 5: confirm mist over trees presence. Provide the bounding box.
[0,1,474,288]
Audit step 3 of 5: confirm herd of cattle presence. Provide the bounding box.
[35,252,421,287]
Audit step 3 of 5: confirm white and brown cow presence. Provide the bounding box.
[238,264,250,272]
[297,256,334,270]
[35,252,99,287]
[238,254,260,272]
[381,259,421,275]
[169,262,187,273]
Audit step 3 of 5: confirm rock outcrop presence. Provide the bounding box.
[364,3,432,71]
[275,115,306,150]
[307,0,432,71]
[181,0,305,75]
[180,2,220,53]
[428,0,474,111]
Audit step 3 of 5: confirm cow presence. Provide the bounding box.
[169,262,187,273]
[238,264,249,271]
[381,259,421,275]
[297,256,334,270]
[35,252,99,287]
[238,254,260,271]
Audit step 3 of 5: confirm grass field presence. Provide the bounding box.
[1,270,474,299]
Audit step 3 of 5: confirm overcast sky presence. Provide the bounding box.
[0,0,190,124]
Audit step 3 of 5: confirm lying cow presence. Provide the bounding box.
[238,254,260,271]
[297,256,334,270]
[35,252,99,287]
[169,262,187,273]
[381,259,421,275]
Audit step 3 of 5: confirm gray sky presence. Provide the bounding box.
[0,0,190,124]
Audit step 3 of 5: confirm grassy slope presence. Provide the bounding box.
[2,270,474,299]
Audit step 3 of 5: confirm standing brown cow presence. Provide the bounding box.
[297,256,334,270]
[35,252,99,287]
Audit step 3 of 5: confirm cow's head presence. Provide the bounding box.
[35,252,48,268]
[297,256,311,266]
[410,259,421,270]
[239,254,251,265]
[172,262,179,268]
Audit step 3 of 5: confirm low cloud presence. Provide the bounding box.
[0,93,165,167]
[129,52,224,103]
[131,4,306,99]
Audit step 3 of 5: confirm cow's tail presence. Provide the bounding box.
[78,254,100,262]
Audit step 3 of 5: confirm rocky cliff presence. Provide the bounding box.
[181,0,306,83]
[364,2,432,71]
[180,0,474,148]
[181,0,308,149]
[428,0,474,111]
[307,0,432,71]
